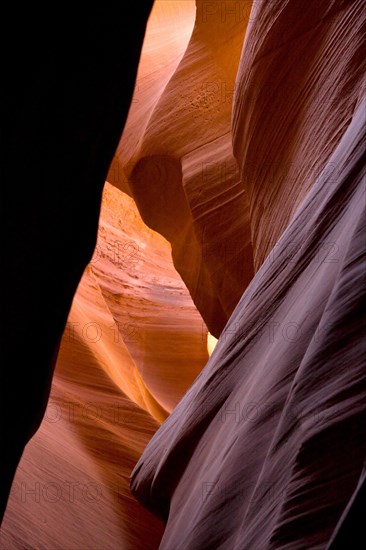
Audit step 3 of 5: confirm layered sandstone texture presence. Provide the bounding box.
[2,0,365,549]
[131,1,366,549]
[0,183,208,550]
[109,0,255,337]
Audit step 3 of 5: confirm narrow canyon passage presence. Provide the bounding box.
[1,1,365,549]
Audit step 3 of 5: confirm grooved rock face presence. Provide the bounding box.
[233,0,366,269]
[130,1,366,548]
[131,96,366,550]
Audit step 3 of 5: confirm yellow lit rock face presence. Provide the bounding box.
[207,332,218,357]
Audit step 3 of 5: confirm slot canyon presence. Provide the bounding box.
[1,1,365,549]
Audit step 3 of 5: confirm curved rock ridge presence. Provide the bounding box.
[108,0,197,186]
[110,0,254,337]
[131,95,366,549]
[233,0,366,269]
[1,183,208,549]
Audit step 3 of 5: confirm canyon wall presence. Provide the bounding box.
[2,1,365,549]
[1,183,208,549]
[132,94,366,550]
[131,1,366,548]
[109,0,255,337]
[1,4,156,529]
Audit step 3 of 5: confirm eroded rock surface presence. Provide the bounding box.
[1,184,208,549]
[131,1,366,548]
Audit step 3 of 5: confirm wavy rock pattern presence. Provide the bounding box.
[111,0,254,336]
[1,184,207,549]
[2,1,365,549]
[233,0,366,269]
[131,1,366,548]
[132,94,366,550]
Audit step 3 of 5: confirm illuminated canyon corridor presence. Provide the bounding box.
[1,1,365,549]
